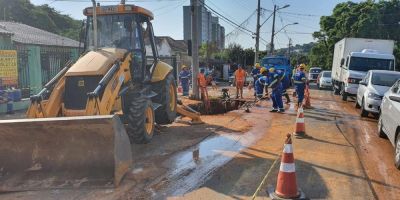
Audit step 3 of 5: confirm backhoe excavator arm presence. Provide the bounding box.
[85,54,132,115]
[26,60,73,118]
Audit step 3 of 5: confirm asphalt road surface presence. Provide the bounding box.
[2,85,400,199]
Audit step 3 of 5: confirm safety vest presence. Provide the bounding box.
[294,71,306,85]
[235,69,246,82]
[198,73,207,87]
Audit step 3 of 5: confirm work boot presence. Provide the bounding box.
[270,109,278,112]
[278,109,285,113]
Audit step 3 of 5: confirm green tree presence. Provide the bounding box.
[309,0,400,69]
[0,0,81,40]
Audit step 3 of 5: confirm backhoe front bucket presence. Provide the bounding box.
[0,115,132,192]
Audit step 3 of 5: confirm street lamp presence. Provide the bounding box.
[274,22,298,36]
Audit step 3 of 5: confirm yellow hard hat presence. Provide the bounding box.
[260,67,267,74]
[299,64,306,69]
[269,67,275,73]
[255,63,261,68]
[181,65,188,69]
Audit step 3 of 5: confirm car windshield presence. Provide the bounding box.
[86,15,138,50]
[310,69,321,73]
[349,57,394,71]
[323,72,331,77]
[371,73,400,87]
[262,58,289,66]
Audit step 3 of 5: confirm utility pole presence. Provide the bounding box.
[288,38,292,57]
[269,5,276,55]
[254,0,261,64]
[190,0,199,99]
[91,0,98,50]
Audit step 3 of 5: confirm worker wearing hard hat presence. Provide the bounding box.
[179,65,191,96]
[251,63,262,96]
[293,64,308,109]
[268,67,285,113]
[254,67,269,98]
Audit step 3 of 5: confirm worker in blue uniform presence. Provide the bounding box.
[251,63,261,96]
[179,65,191,96]
[268,67,285,113]
[280,69,291,104]
[254,67,269,99]
[293,64,307,109]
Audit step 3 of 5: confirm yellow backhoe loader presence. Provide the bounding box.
[0,1,178,192]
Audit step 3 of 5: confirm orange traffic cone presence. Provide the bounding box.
[177,85,183,94]
[268,134,306,199]
[303,85,311,109]
[294,107,306,137]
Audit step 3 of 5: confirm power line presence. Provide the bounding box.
[156,0,188,16]
[199,1,254,34]
[206,0,240,25]
[226,10,256,37]
[50,0,184,2]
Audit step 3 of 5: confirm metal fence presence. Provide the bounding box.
[12,44,77,98]
[14,45,30,98]
[40,47,73,86]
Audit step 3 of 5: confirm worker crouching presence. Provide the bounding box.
[269,67,285,113]
[255,67,269,99]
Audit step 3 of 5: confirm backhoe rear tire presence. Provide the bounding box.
[152,73,177,124]
[125,94,155,144]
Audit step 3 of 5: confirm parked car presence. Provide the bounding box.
[308,67,322,82]
[356,70,400,117]
[317,71,332,89]
[378,79,400,169]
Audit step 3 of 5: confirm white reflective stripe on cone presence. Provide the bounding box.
[283,144,293,153]
[280,162,296,173]
[296,118,305,123]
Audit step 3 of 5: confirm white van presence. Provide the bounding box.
[331,38,396,101]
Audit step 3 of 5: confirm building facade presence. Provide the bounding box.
[0,22,79,97]
[183,1,225,49]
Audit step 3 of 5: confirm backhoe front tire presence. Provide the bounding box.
[152,73,177,124]
[125,94,155,144]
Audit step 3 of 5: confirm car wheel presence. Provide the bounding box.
[395,133,400,169]
[333,85,340,95]
[378,115,386,138]
[355,99,361,109]
[341,84,348,101]
[360,98,369,117]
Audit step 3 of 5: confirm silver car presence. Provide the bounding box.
[317,71,332,89]
[378,79,400,169]
[356,70,400,117]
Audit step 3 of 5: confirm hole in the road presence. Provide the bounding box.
[187,98,241,115]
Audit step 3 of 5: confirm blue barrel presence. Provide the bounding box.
[13,89,21,102]
[6,101,13,114]
[7,90,14,102]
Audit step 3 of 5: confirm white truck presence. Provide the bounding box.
[331,38,396,101]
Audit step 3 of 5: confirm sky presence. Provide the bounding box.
[30,0,363,50]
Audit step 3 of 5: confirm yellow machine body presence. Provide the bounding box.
[0,3,175,192]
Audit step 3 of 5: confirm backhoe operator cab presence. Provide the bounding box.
[84,5,158,83]
[77,4,177,142]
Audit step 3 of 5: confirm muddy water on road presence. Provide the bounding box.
[314,89,400,200]
[149,104,273,199]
